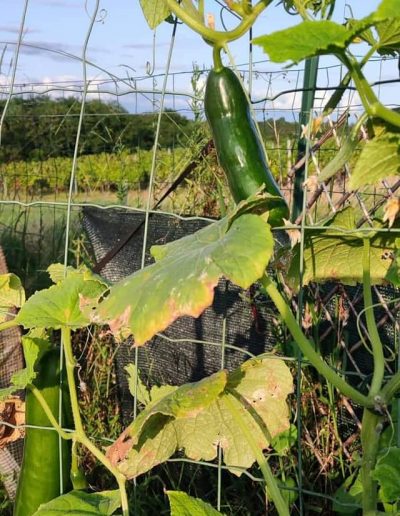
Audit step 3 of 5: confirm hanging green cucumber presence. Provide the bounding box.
[14,348,72,516]
[204,65,289,226]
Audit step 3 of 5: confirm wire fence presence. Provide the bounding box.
[0,0,400,514]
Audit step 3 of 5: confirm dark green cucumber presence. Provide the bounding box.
[204,66,289,226]
[14,349,72,516]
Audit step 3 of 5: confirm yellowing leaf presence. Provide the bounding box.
[287,208,399,290]
[139,0,171,29]
[0,273,25,323]
[107,358,293,479]
[349,131,400,189]
[94,214,273,345]
[383,197,400,228]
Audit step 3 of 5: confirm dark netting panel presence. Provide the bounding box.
[82,207,400,430]
[82,207,281,423]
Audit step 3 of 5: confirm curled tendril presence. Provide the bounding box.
[96,8,108,23]
[280,0,336,17]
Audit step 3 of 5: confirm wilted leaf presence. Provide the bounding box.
[0,397,25,446]
[33,489,121,515]
[139,0,171,29]
[0,273,25,323]
[16,268,108,330]
[383,197,400,228]
[167,491,223,516]
[287,208,399,290]
[94,214,273,345]
[108,358,293,479]
[349,131,400,189]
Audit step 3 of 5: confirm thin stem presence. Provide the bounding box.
[362,238,385,396]
[165,0,271,44]
[361,409,383,514]
[224,394,289,516]
[381,370,400,403]
[79,434,129,515]
[0,318,19,332]
[61,327,84,434]
[340,52,400,128]
[261,275,372,408]
[29,385,74,441]
[213,45,223,71]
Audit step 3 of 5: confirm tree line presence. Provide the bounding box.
[0,97,299,162]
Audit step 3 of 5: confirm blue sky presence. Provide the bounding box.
[1,0,397,120]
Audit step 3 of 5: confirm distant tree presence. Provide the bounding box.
[0,97,195,162]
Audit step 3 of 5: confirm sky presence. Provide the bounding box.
[0,0,398,120]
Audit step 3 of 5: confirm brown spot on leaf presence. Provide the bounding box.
[108,305,131,337]
[106,428,134,466]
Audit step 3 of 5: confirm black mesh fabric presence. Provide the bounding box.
[82,207,280,424]
[82,207,399,431]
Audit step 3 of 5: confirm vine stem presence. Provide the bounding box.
[361,408,383,514]
[61,327,129,515]
[381,370,400,403]
[260,275,372,408]
[224,394,289,516]
[0,318,19,332]
[165,0,272,45]
[339,52,400,128]
[362,238,385,396]
[29,386,74,441]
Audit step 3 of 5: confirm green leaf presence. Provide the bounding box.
[253,19,373,64]
[270,424,297,456]
[333,472,363,514]
[0,273,25,322]
[349,131,400,189]
[139,0,171,29]
[125,364,151,406]
[167,491,223,516]
[374,0,400,21]
[376,18,400,55]
[287,208,399,290]
[0,331,51,401]
[16,267,108,330]
[125,362,180,408]
[372,448,400,502]
[107,357,293,479]
[318,132,359,183]
[278,477,298,509]
[94,214,273,345]
[47,263,76,284]
[33,489,121,515]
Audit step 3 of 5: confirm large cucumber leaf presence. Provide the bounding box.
[93,212,273,346]
[106,357,293,479]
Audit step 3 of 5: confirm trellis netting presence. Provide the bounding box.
[0,0,400,513]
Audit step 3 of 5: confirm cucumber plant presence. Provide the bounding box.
[1,0,400,514]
